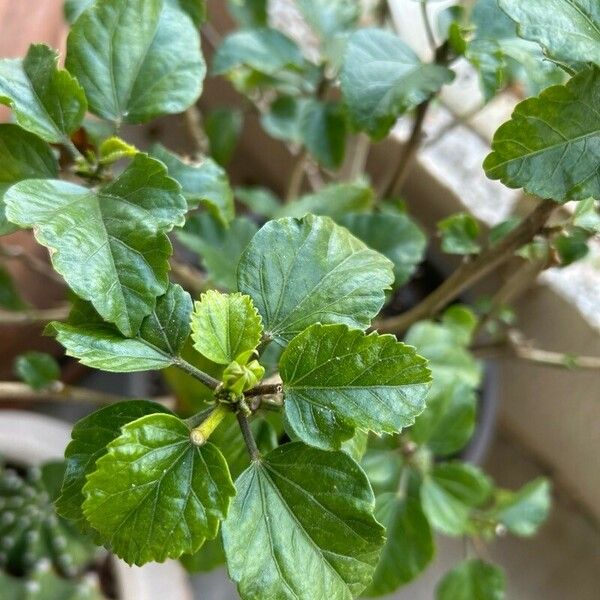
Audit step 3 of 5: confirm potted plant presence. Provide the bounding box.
[0,0,598,598]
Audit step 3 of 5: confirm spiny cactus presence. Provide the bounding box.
[0,460,100,578]
[0,558,106,600]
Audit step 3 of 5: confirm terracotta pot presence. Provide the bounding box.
[0,410,194,600]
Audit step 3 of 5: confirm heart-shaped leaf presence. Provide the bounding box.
[237,215,394,345]
[6,154,187,336]
[280,323,431,449]
[83,413,235,565]
[222,442,384,600]
[66,0,205,123]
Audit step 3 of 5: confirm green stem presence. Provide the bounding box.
[174,358,221,389]
[63,138,85,162]
[190,404,230,445]
[237,411,260,461]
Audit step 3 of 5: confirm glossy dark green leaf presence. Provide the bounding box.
[14,351,60,390]
[300,100,347,170]
[66,0,205,123]
[6,154,186,336]
[83,413,235,565]
[151,144,234,224]
[177,213,258,290]
[49,284,192,371]
[205,107,243,166]
[191,290,263,364]
[0,124,58,236]
[227,0,268,28]
[499,0,600,67]
[280,323,431,449]
[56,400,171,531]
[276,182,373,219]
[341,28,454,139]
[0,266,25,310]
[493,478,551,536]
[222,442,384,600]
[484,67,600,202]
[421,463,493,536]
[365,494,434,595]
[438,212,481,255]
[339,212,426,287]
[436,559,505,600]
[0,44,86,144]
[238,215,394,345]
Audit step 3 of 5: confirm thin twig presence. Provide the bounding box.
[420,0,437,54]
[237,411,260,461]
[0,245,63,284]
[375,201,556,334]
[245,383,283,398]
[183,106,209,157]
[0,305,70,325]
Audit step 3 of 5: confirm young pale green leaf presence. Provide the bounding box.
[83,413,235,565]
[191,291,263,364]
[280,323,431,449]
[436,560,505,600]
[300,100,347,170]
[213,27,305,77]
[6,154,187,336]
[0,44,86,144]
[339,212,426,287]
[421,463,493,536]
[66,0,205,123]
[484,67,600,202]
[14,351,60,391]
[205,107,243,166]
[341,29,454,139]
[151,144,234,224]
[499,0,600,67]
[0,124,58,236]
[493,478,551,536]
[365,494,434,596]
[222,442,384,600]
[177,213,258,291]
[98,136,137,164]
[56,400,171,531]
[49,284,192,372]
[237,215,394,345]
[0,266,25,310]
[438,213,481,255]
[276,182,373,218]
[573,198,600,232]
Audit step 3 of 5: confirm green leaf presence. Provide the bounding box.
[14,351,60,390]
[181,533,226,573]
[151,144,234,224]
[235,186,281,218]
[421,463,493,536]
[573,198,600,232]
[177,213,258,290]
[191,290,263,364]
[222,442,384,600]
[436,560,505,600]
[280,323,431,449]
[6,154,187,336]
[213,28,305,78]
[300,100,347,170]
[365,494,434,595]
[341,429,369,462]
[339,212,426,287]
[438,212,481,255]
[361,444,403,497]
[0,44,86,144]
[484,67,600,202]
[49,284,192,372]
[261,95,307,144]
[83,413,235,565]
[554,228,590,265]
[276,182,374,219]
[56,400,171,532]
[0,266,25,310]
[0,124,58,236]
[341,28,454,139]
[493,477,551,536]
[227,0,268,28]
[498,0,600,67]
[238,215,394,344]
[205,107,243,166]
[296,0,359,39]
[66,0,205,123]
